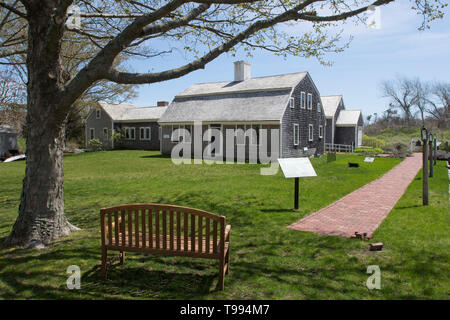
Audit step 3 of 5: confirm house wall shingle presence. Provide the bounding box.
[85,109,113,149]
[161,123,280,162]
[281,75,325,157]
[114,122,160,150]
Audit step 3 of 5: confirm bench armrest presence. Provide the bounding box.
[225,225,231,242]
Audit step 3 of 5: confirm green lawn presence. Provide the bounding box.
[0,151,448,299]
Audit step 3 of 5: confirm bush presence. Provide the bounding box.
[438,141,450,152]
[354,147,383,154]
[362,135,386,148]
[88,139,103,151]
[391,142,411,158]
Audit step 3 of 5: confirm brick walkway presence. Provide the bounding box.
[288,153,423,238]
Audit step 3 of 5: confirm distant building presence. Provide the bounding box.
[0,125,18,159]
[321,95,363,148]
[158,61,326,160]
[85,101,168,150]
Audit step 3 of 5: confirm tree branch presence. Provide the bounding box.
[0,1,27,19]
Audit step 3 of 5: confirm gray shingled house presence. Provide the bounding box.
[85,101,168,150]
[158,61,326,160]
[321,95,363,148]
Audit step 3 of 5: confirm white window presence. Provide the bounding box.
[96,110,101,119]
[140,127,151,140]
[317,102,321,113]
[89,128,95,140]
[125,127,135,140]
[289,97,295,109]
[300,92,306,109]
[293,124,299,146]
[319,125,323,139]
[307,93,312,110]
[309,124,313,142]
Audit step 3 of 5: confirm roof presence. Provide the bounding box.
[320,95,343,118]
[336,110,362,126]
[0,125,18,134]
[159,90,292,123]
[98,101,167,121]
[176,72,307,97]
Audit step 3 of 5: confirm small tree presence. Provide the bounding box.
[87,138,103,151]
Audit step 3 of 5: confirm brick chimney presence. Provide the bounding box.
[234,61,251,82]
[157,101,169,107]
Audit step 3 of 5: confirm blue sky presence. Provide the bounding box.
[130,1,450,119]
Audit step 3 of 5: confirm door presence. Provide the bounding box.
[357,127,363,147]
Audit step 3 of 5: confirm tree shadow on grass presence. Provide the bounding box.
[0,244,219,299]
[395,205,422,210]
[140,154,169,159]
[260,208,296,213]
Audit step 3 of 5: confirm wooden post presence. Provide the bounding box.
[433,138,437,165]
[422,139,429,206]
[429,139,433,178]
[294,178,299,210]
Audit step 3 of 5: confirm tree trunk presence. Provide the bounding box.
[5,2,78,248]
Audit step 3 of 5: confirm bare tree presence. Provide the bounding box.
[0,0,445,247]
[380,76,419,125]
[425,82,450,129]
[410,77,429,126]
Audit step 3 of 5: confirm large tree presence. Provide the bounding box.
[0,0,445,248]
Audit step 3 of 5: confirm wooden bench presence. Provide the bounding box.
[100,203,231,290]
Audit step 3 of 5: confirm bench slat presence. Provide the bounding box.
[141,209,146,248]
[205,218,210,254]
[121,210,126,247]
[155,209,160,249]
[128,210,132,247]
[191,215,195,252]
[198,216,203,253]
[176,211,181,251]
[135,209,139,248]
[148,208,153,248]
[169,211,174,251]
[108,212,113,245]
[184,212,188,252]
[162,210,167,250]
[213,220,218,254]
[114,210,119,245]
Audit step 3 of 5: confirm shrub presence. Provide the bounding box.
[88,139,103,151]
[354,147,383,154]
[391,142,411,158]
[438,141,450,152]
[362,135,386,149]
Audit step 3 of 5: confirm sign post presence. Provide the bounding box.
[294,178,299,209]
[278,158,317,210]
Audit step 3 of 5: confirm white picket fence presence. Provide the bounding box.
[325,143,354,153]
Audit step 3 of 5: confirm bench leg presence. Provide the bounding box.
[101,247,107,279]
[218,257,225,290]
[120,251,125,265]
[225,246,230,275]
